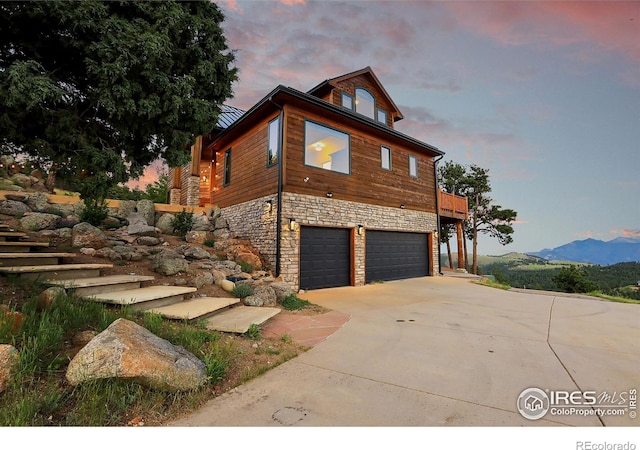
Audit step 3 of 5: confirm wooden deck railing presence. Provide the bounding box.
[438,190,468,220]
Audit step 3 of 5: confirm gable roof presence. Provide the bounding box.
[216,104,246,129]
[307,66,404,121]
[209,84,442,158]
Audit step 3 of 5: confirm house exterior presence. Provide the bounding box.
[169,67,467,290]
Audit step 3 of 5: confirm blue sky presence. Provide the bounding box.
[136,0,640,256]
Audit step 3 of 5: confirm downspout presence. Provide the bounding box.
[269,96,285,277]
[433,154,444,275]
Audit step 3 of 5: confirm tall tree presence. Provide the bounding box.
[438,162,518,274]
[0,1,237,200]
[437,161,467,269]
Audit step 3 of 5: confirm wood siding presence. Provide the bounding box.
[208,115,280,208]
[283,105,437,213]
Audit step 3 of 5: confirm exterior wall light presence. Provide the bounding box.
[289,218,298,231]
[357,225,364,236]
[400,204,405,209]
[326,192,333,198]
[265,200,273,213]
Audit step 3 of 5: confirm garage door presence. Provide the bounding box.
[300,226,351,290]
[366,230,429,283]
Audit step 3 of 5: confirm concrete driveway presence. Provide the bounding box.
[169,276,639,426]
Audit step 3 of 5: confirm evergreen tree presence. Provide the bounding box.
[0,1,237,200]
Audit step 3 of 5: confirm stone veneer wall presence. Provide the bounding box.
[179,170,200,206]
[280,192,439,290]
[220,194,278,270]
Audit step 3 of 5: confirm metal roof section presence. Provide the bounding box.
[216,104,246,129]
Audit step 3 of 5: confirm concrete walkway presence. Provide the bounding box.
[169,277,639,426]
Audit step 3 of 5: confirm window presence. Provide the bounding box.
[355,88,375,119]
[267,116,280,166]
[341,92,354,111]
[408,155,418,178]
[376,108,387,125]
[223,149,232,186]
[381,146,392,171]
[304,120,350,175]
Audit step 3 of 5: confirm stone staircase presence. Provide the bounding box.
[0,224,280,333]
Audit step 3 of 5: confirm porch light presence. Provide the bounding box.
[400,204,405,209]
[289,218,298,231]
[265,200,272,213]
[357,225,364,236]
[326,192,333,198]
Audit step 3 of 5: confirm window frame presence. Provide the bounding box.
[408,155,418,178]
[223,148,232,186]
[355,87,376,119]
[267,116,280,167]
[303,119,351,176]
[341,92,354,111]
[381,145,392,171]
[376,108,388,126]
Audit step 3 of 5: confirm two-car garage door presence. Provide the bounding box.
[365,230,430,283]
[299,226,430,290]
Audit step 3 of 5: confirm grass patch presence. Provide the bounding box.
[0,286,304,426]
[474,278,511,291]
[232,283,253,299]
[585,291,640,305]
[279,294,311,311]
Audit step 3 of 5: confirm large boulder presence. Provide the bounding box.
[136,199,155,226]
[111,200,137,220]
[126,212,158,237]
[185,230,211,244]
[243,285,277,307]
[155,213,175,234]
[191,212,213,231]
[20,212,60,231]
[184,246,211,260]
[271,282,294,302]
[65,318,207,392]
[25,192,50,212]
[0,345,19,394]
[152,250,188,276]
[10,173,33,189]
[0,200,32,216]
[72,222,109,249]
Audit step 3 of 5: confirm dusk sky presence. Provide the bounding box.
[138,0,640,256]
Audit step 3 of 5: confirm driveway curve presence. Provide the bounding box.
[169,277,639,426]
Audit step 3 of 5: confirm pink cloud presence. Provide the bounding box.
[447,1,640,63]
[126,160,168,191]
[610,229,640,239]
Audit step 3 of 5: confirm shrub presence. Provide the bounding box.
[171,208,194,237]
[243,323,261,340]
[237,261,253,273]
[203,239,216,248]
[79,198,109,226]
[232,283,254,299]
[280,294,310,311]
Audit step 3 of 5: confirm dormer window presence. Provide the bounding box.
[376,108,387,126]
[341,92,354,111]
[355,88,375,119]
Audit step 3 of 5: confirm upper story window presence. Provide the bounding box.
[267,116,280,166]
[408,155,418,178]
[223,148,232,186]
[341,92,354,111]
[381,146,392,171]
[376,108,387,126]
[355,88,375,119]
[304,120,350,175]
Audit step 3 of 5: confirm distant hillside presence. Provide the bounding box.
[527,237,640,266]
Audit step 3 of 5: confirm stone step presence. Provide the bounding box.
[0,252,76,267]
[46,274,156,297]
[148,297,241,321]
[205,305,281,334]
[0,231,27,241]
[82,286,198,311]
[0,241,49,253]
[0,263,113,281]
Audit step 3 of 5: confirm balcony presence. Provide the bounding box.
[438,190,468,222]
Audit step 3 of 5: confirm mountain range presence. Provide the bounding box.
[527,237,640,266]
